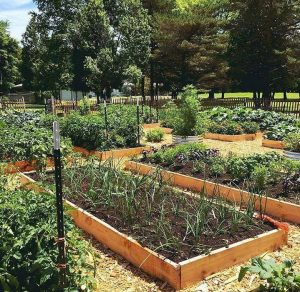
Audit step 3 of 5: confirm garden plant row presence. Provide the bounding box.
[126,143,300,224]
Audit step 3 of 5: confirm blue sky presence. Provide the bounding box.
[0,0,36,42]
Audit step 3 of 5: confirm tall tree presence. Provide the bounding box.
[0,21,21,94]
[153,0,230,96]
[227,0,300,99]
[79,0,151,100]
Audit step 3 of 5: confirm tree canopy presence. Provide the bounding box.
[0,21,21,93]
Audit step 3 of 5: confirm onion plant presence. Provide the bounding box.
[61,159,272,261]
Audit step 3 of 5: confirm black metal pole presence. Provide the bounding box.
[104,101,109,140]
[44,98,47,114]
[53,122,67,289]
[137,99,140,146]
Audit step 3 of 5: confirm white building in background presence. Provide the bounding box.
[60,89,123,101]
[60,90,85,101]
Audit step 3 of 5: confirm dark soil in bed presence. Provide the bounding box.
[140,159,300,206]
[27,171,275,263]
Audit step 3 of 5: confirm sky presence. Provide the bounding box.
[0,0,36,42]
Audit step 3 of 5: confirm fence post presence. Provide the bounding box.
[137,98,140,146]
[53,122,67,288]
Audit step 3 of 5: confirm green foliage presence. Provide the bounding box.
[79,96,92,115]
[146,129,165,142]
[240,121,259,134]
[208,120,243,135]
[172,85,200,136]
[238,257,300,291]
[284,133,300,153]
[61,106,141,151]
[0,184,96,291]
[250,166,268,191]
[265,124,300,141]
[0,21,21,92]
[150,143,207,165]
[0,125,72,170]
[160,101,180,128]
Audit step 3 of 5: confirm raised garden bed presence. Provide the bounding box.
[262,139,284,149]
[125,161,300,225]
[73,146,152,160]
[204,133,257,142]
[17,169,287,290]
[4,159,54,174]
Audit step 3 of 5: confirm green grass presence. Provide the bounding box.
[199,92,300,99]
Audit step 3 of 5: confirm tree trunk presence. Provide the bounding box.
[141,75,145,104]
[96,93,100,104]
[221,90,225,99]
[283,91,287,100]
[208,89,215,99]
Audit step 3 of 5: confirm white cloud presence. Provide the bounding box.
[0,8,36,42]
[0,0,35,42]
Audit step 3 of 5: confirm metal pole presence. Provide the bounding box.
[137,98,140,146]
[53,122,67,288]
[104,100,109,140]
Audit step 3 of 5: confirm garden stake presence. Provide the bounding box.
[137,98,140,146]
[53,122,67,289]
[104,100,109,140]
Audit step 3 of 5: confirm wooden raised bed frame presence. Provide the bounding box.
[73,146,151,160]
[125,161,300,225]
[262,139,284,149]
[17,172,287,290]
[204,133,257,142]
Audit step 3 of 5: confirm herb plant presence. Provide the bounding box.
[146,128,165,142]
[239,257,300,291]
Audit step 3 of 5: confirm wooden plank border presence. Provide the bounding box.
[17,172,287,290]
[73,146,152,160]
[204,133,257,142]
[125,161,300,225]
[262,139,284,149]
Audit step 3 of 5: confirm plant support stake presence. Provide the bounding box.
[53,121,67,288]
[104,100,109,140]
[137,98,140,146]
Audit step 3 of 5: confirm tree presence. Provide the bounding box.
[152,0,230,97]
[0,21,21,93]
[79,0,151,101]
[227,0,300,99]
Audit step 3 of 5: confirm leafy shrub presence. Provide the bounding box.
[172,85,200,136]
[61,107,140,151]
[250,166,269,191]
[240,122,260,134]
[264,123,300,141]
[160,101,180,128]
[208,120,243,135]
[0,125,72,170]
[284,132,300,153]
[0,111,41,127]
[146,129,165,142]
[150,143,208,165]
[227,152,283,182]
[0,185,95,290]
[79,96,92,115]
[239,257,300,291]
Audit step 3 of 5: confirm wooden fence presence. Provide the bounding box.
[47,96,173,115]
[201,98,300,118]
[0,97,26,112]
